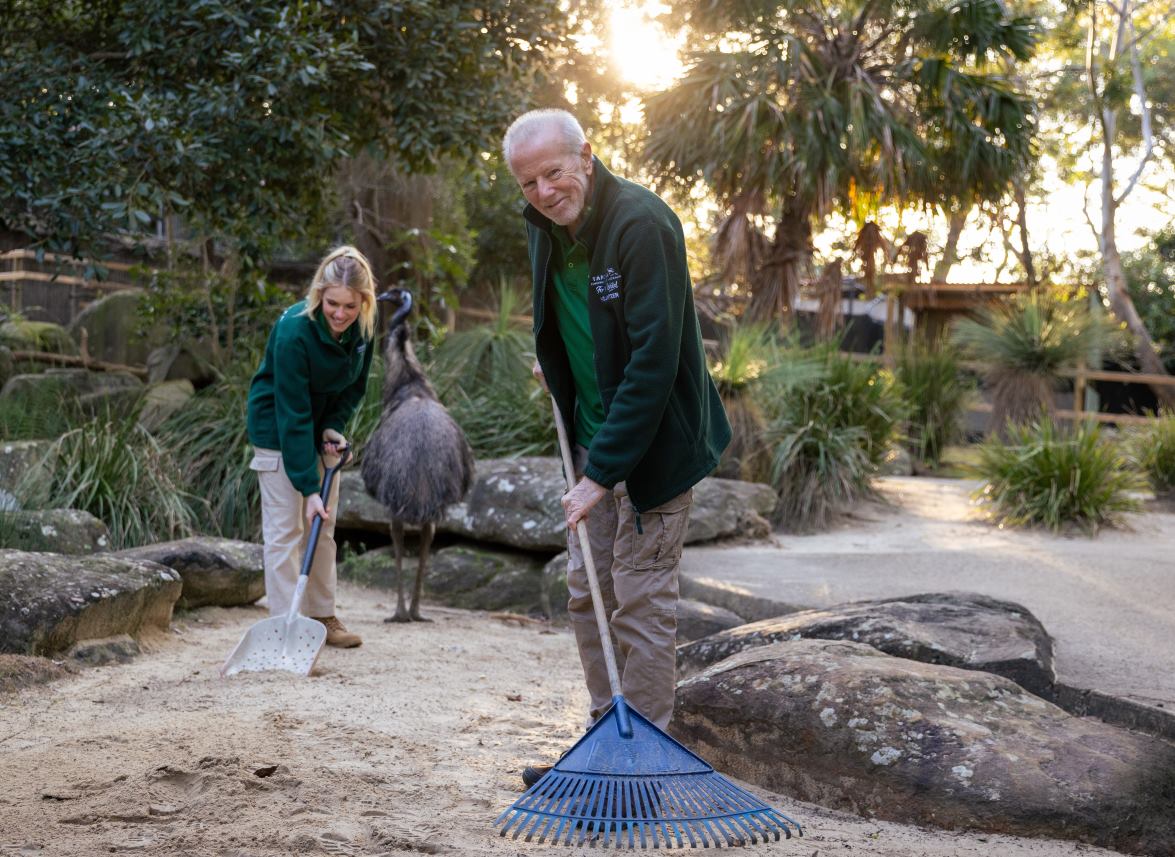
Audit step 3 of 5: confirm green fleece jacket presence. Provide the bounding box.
[246,300,374,496]
[526,157,731,513]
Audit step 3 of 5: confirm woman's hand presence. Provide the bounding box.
[305,492,328,527]
[322,428,348,461]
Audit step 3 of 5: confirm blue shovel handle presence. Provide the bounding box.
[299,445,352,579]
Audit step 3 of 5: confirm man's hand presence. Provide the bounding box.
[562,476,606,529]
[532,361,548,392]
[305,492,328,527]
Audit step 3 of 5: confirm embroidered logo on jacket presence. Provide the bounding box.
[591,267,622,302]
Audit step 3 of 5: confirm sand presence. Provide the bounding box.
[0,585,1123,856]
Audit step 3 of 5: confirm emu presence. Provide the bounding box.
[361,289,474,622]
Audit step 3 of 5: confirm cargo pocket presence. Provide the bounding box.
[629,490,692,571]
[248,447,282,472]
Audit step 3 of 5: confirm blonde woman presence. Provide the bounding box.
[246,245,378,647]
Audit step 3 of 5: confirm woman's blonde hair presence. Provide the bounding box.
[303,245,378,340]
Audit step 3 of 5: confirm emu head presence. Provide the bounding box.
[376,287,429,399]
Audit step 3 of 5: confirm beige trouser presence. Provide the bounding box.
[566,446,693,730]
[250,447,342,618]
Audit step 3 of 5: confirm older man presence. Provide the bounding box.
[502,109,731,786]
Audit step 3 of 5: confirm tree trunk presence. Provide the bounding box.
[746,202,810,322]
[1013,182,1036,286]
[1098,107,1175,407]
[931,209,967,283]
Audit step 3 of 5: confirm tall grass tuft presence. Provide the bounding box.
[973,418,1143,533]
[1122,412,1175,496]
[428,282,553,458]
[158,361,259,540]
[761,350,906,531]
[953,291,1114,435]
[0,384,83,440]
[711,322,776,482]
[18,418,200,548]
[895,339,974,467]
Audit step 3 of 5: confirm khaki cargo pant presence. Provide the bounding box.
[566,446,692,730]
[250,447,342,618]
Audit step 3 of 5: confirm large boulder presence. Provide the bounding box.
[673,639,1175,856]
[676,599,745,643]
[540,551,570,619]
[146,342,219,388]
[67,289,166,367]
[676,592,1055,695]
[114,537,264,608]
[339,543,547,614]
[0,319,77,356]
[685,478,775,542]
[0,439,53,495]
[0,509,111,554]
[339,459,779,550]
[0,549,181,654]
[136,379,195,432]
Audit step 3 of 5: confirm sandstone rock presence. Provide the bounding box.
[68,290,166,367]
[676,599,744,643]
[146,342,218,388]
[678,575,804,623]
[673,639,1175,856]
[0,439,53,496]
[686,478,775,542]
[136,380,195,432]
[339,459,779,550]
[0,319,77,356]
[115,537,263,609]
[676,592,1055,695]
[0,509,111,554]
[339,543,546,614]
[540,551,570,620]
[0,549,181,654]
[68,634,141,666]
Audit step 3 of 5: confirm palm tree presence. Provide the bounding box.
[643,0,1038,321]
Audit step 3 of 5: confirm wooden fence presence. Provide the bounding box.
[0,249,139,327]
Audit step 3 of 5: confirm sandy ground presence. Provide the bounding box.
[0,584,1125,857]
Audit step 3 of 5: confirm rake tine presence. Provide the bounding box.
[668,778,710,848]
[664,776,701,849]
[706,776,766,844]
[714,775,801,837]
[621,779,638,849]
[646,777,673,848]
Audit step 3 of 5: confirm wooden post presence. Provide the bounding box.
[1074,358,1087,421]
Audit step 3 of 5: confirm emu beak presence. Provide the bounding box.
[377,291,398,303]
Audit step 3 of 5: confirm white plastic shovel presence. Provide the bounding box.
[221,447,351,678]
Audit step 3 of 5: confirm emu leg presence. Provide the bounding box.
[410,522,433,622]
[384,521,411,623]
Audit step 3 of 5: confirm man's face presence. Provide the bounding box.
[509,130,593,232]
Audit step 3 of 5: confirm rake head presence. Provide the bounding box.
[496,699,802,848]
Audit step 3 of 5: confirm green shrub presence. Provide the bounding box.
[1123,413,1175,495]
[895,340,974,466]
[761,350,906,531]
[973,418,1143,533]
[0,384,83,440]
[17,418,200,548]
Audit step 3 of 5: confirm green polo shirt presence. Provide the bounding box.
[551,224,605,444]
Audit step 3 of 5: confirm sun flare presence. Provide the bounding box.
[609,2,684,90]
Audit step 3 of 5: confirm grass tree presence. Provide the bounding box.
[643,0,1038,321]
[953,291,1114,435]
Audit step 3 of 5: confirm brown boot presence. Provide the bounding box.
[313,615,362,648]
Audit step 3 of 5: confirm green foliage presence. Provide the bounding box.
[1123,413,1175,496]
[1,0,565,260]
[761,351,907,530]
[428,284,553,459]
[157,361,259,540]
[0,384,81,441]
[895,340,975,466]
[973,418,1143,533]
[17,418,200,549]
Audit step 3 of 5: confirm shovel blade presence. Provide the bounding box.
[220,613,326,677]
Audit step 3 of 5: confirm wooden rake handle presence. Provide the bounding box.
[551,399,628,715]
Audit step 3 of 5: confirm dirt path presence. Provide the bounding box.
[0,583,1121,856]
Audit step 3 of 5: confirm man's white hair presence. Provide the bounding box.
[502,109,587,166]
